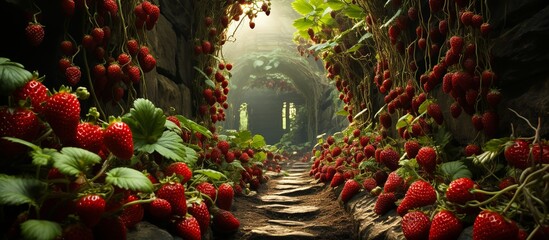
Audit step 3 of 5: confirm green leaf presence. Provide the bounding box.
[336,109,349,116]
[418,99,432,115]
[123,98,166,150]
[253,152,267,162]
[229,160,245,171]
[396,113,413,130]
[292,0,315,15]
[483,137,510,152]
[2,137,40,151]
[205,79,215,88]
[194,169,227,181]
[440,161,472,180]
[0,58,32,95]
[251,135,266,149]
[53,147,101,176]
[30,148,58,166]
[182,145,198,166]
[326,0,345,10]
[342,4,365,19]
[176,115,212,139]
[20,219,62,240]
[0,177,46,206]
[293,18,315,32]
[106,167,154,192]
[153,131,187,162]
[357,32,373,43]
[380,9,402,28]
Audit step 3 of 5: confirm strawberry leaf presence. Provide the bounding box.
[53,147,101,177]
[396,113,413,130]
[380,8,402,28]
[20,219,62,240]
[482,137,509,152]
[123,98,166,148]
[251,135,266,149]
[343,4,366,19]
[152,131,197,164]
[0,58,32,95]
[175,115,212,139]
[291,0,314,15]
[253,152,267,162]
[0,176,46,206]
[325,0,345,11]
[194,169,227,181]
[106,167,154,193]
[229,160,245,171]
[418,99,432,115]
[440,161,472,180]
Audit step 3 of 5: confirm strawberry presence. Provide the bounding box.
[196,182,217,205]
[119,194,144,228]
[103,121,133,160]
[62,223,93,240]
[156,182,187,216]
[416,146,437,174]
[401,211,431,240]
[107,63,123,81]
[461,11,474,26]
[362,178,377,192]
[339,179,361,203]
[0,107,41,157]
[75,194,106,227]
[446,177,476,205]
[65,65,81,86]
[397,180,437,216]
[384,171,405,193]
[482,111,498,137]
[472,114,484,131]
[486,89,502,108]
[147,198,171,221]
[126,65,141,83]
[450,102,462,119]
[211,208,240,234]
[91,27,104,44]
[174,215,201,240]
[126,39,139,56]
[504,139,530,169]
[188,201,211,233]
[473,210,518,240]
[25,23,45,46]
[140,54,156,72]
[532,141,549,164]
[374,192,397,215]
[331,146,342,157]
[428,210,462,240]
[498,176,516,190]
[14,79,48,114]
[166,115,181,128]
[61,0,76,17]
[75,122,104,153]
[117,53,131,65]
[216,183,234,210]
[44,90,80,144]
[380,147,400,171]
[465,144,481,156]
[164,162,192,184]
[102,0,118,16]
[427,103,443,125]
[449,36,464,52]
[217,140,230,154]
[93,216,127,240]
[404,140,420,158]
[379,112,392,129]
[442,73,453,93]
[330,172,345,187]
[480,23,492,37]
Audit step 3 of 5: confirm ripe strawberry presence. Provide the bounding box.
[449,36,464,52]
[498,176,516,190]
[504,140,531,169]
[140,54,156,72]
[103,121,133,160]
[60,40,75,55]
[473,210,518,240]
[164,162,192,184]
[25,23,45,46]
[486,89,502,108]
[362,177,377,192]
[216,183,234,210]
[330,172,345,187]
[188,201,210,233]
[156,182,187,216]
[75,194,106,227]
[62,223,93,240]
[13,79,48,114]
[45,90,80,144]
[61,0,76,17]
[119,194,144,228]
[480,23,492,37]
[93,216,127,240]
[428,210,462,240]
[339,179,361,203]
[65,65,81,86]
[416,146,437,174]
[211,208,240,234]
[102,0,118,16]
[404,140,420,158]
[472,114,484,131]
[380,147,400,171]
[374,192,397,215]
[450,102,462,118]
[126,65,141,83]
[174,215,201,240]
[482,111,498,137]
[379,112,392,129]
[75,122,104,153]
[532,142,549,164]
[427,103,443,125]
[126,39,139,56]
[91,27,104,44]
[117,53,131,65]
[471,14,484,28]
[331,146,342,157]
[107,63,122,81]
[446,177,476,205]
[202,40,212,54]
[461,11,474,26]
[147,198,171,221]
[196,182,217,205]
[397,180,437,216]
[384,171,405,193]
[217,140,230,154]
[401,211,431,240]
[465,144,481,156]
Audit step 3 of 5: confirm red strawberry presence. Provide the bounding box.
[164,162,192,184]
[442,73,453,93]
[404,140,420,158]
[75,122,104,153]
[504,139,530,169]
[473,210,518,240]
[156,182,187,216]
[379,112,392,129]
[93,216,127,240]
[331,146,342,157]
[211,208,240,234]
[126,39,139,56]
[486,89,502,108]
[91,27,104,44]
[126,65,141,83]
[0,107,41,157]
[472,114,484,131]
[107,63,123,81]
[119,194,144,228]
[446,177,476,205]
[217,140,230,154]
[326,135,335,145]
[428,210,462,240]
[416,146,437,174]
[427,103,443,125]
[166,115,181,128]
[188,201,210,233]
[498,176,516,190]
[330,172,345,187]
[140,54,156,72]
[465,144,481,156]
[397,180,437,216]
[384,171,405,193]
[102,0,118,16]
[461,11,474,26]
[45,90,80,144]
[147,198,171,221]
[339,179,361,203]
[117,53,131,65]
[364,144,376,158]
[380,147,400,171]
[196,182,217,205]
[374,192,397,215]
[103,121,133,160]
[362,177,377,192]
[216,183,234,210]
[450,102,462,118]
[75,194,106,227]
[174,215,201,240]
[482,111,498,137]
[480,23,492,37]
[14,79,48,114]
[62,223,93,240]
[449,36,464,52]
[25,23,45,46]
[65,66,81,86]
[532,141,549,164]
[60,0,76,17]
[401,211,431,240]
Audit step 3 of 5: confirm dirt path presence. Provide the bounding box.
[228,160,356,240]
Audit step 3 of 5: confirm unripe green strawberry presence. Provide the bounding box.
[13,79,48,114]
[75,194,106,227]
[156,182,187,216]
[174,215,201,240]
[216,183,234,210]
[103,121,133,160]
[44,90,80,144]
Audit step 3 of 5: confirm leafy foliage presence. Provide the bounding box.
[440,161,473,180]
[20,220,62,240]
[53,147,101,177]
[106,167,154,193]
[0,176,47,206]
[0,57,32,95]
